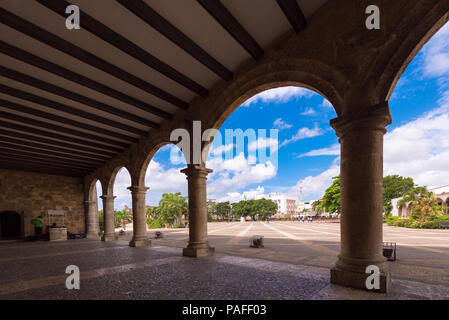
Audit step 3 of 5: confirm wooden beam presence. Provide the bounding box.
[0,8,194,108]
[0,84,147,136]
[276,0,307,33]
[116,0,233,81]
[197,0,263,60]
[0,66,166,125]
[0,154,93,172]
[0,120,124,153]
[0,41,190,115]
[35,0,207,99]
[0,98,140,142]
[0,142,104,165]
[0,111,130,149]
[0,161,86,177]
[0,130,113,159]
[0,149,99,169]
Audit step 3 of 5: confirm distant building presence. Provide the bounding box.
[254,192,299,218]
[391,185,449,217]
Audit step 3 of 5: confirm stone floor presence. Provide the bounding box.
[0,222,448,300]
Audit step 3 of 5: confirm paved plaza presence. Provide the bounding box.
[0,222,448,300]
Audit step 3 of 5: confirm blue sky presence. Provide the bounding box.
[107,22,449,210]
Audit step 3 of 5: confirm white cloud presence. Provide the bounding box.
[383,102,449,188]
[288,159,340,201]
[297,144,340,158]
[320,98,333,109]
[248,137,279,153]
[207,153,277,200]
[422,22,449,78]
[273,118,293,130]
[242,86,314,107]
[216,186,266,203]
[145,160,186,193]
[280,124,325,147]
[301,107,316,116]
[290,98,449,199]
[111,168,132,210]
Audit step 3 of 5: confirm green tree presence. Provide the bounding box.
[98,209,104,232]
[253,198,277,220]
[320,175,341,214]
[114,205,133,229]
[398,187,444,223]
[158,192,188,226]
[215,201,232,220]
[145,206,165,229]
[312,200,324,214]
[231,199,276,220]
[383,175,415,213]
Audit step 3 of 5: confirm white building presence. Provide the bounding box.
[391,184,449,217]
[254,192,299,218]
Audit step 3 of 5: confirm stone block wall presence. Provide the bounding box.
[0,169,85,238]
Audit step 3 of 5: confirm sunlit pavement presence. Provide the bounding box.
[0,222,448,300]
[146,221,449,286]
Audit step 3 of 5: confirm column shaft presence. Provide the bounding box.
[101,195,116,242]
[330,103,392,292]
[181,164,214,257]
[84,200,99,239]
[129,186,151,247]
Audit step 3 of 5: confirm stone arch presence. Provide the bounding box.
[203,58,345,132]
[135,141,176,186]
[86,178,102,202]
[379,3,449,101]
[106,166,132,197]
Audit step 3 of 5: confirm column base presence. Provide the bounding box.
[102,233,117,242]
[330,266,390,293]
[86,232,100,240]
[183,244,215,258]
[129,237,151,247]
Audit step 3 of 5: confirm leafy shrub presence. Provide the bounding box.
[437,215,449,221]
[147,217,165,229]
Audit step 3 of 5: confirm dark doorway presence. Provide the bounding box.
[0,211,22,240]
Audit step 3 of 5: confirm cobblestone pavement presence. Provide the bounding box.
[0,222,448,299]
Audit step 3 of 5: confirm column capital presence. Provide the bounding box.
[181,164,213,178]
[330,102,392,139]
[100,195,116,200]
[127,186,149,194]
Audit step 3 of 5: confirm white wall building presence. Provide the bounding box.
[254,192,299,217]
[391,184,449,217]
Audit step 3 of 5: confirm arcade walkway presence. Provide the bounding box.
[1,222,448,300]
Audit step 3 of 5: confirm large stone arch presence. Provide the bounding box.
[202,58,346,132]
[377,1,449,102]
[105,165,132,197]
[134,141,182,188]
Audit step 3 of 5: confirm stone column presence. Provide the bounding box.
[330,102,392,293]
[101,195,116,242]
[181,164,214,257]
[84,200,99,239]
[128,186,151,247]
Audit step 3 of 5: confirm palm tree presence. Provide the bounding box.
[159,192,188,226]
[398,187,444,222]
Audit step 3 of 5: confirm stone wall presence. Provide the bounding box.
[0,169,85,238]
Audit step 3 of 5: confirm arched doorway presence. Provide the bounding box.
[0,211,22,240]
